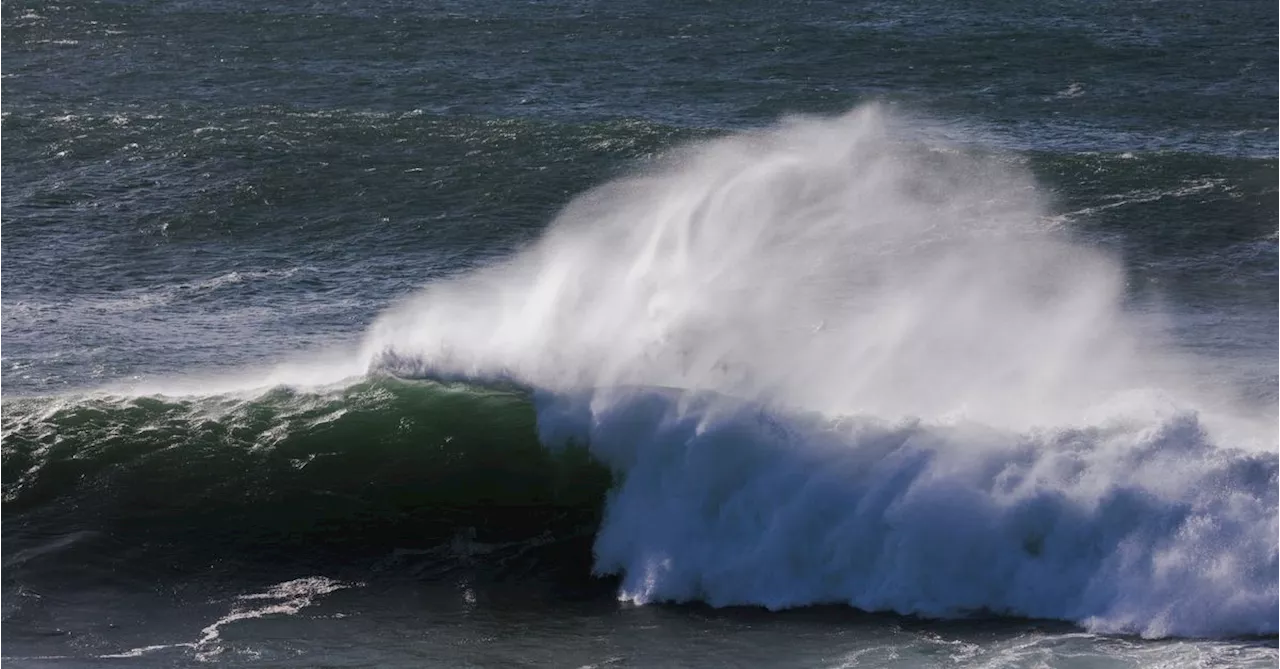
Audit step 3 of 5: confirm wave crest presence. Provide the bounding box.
[357,107,1275,637]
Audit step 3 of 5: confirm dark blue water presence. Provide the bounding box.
[3,1,1277,666]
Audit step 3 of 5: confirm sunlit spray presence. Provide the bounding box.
[183,106,1278,637]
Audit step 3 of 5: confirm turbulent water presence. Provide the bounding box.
[4,0,1278,667]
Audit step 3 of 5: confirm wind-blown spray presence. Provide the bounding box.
[356,107,1276,637]
[367,108,1195,423]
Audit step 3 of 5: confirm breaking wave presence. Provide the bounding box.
[363,106,1276,638]
[6,107,1275,639]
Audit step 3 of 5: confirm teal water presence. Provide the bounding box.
[3,1,1277,666]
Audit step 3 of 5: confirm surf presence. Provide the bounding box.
[354,105,1277,637]
[7,106,1276,639]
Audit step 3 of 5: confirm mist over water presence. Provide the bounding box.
[363,107,1264,431]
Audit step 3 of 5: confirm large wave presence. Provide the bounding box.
[10,107,1276,638]
[356,107,1277,638]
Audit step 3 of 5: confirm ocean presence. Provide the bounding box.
[3,0,1277,666]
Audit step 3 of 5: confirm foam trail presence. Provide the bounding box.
[364,106,1275,636]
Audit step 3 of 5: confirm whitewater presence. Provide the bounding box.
[127,107,1277,639]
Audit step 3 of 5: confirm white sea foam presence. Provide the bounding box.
[90,576,355,662]
[144,106,1275,637]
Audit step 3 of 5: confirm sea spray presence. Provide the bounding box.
[362,106,1248,429]
[358,106,1277,637]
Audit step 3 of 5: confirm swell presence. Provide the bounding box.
[2,377,611,569]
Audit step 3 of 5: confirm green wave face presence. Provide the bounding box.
[2,378,612,563]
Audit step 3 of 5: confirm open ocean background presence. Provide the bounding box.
[3,1,1277,667]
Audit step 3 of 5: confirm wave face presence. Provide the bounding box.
[354,107,1277,638]
[3,379,610,564]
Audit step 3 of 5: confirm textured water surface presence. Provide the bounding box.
[3,0,1276,666]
